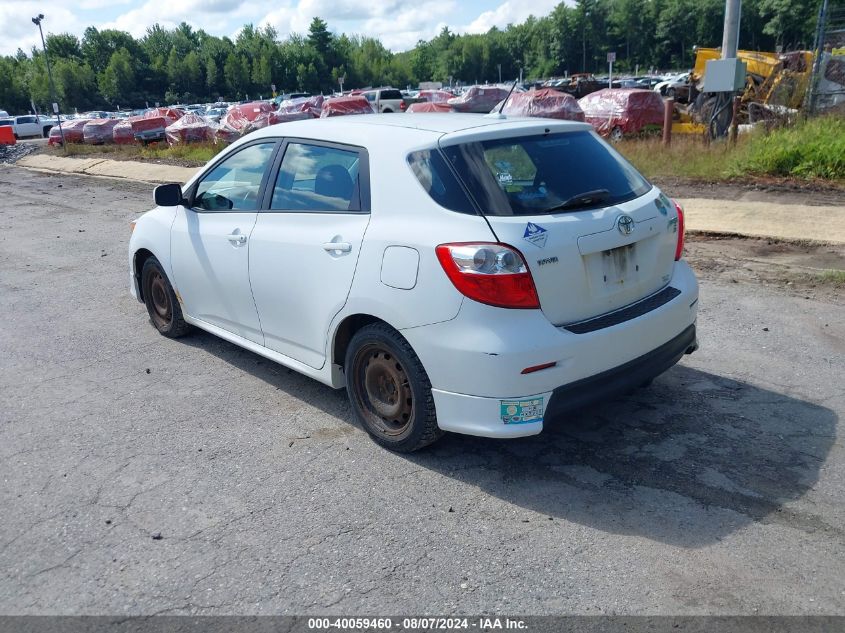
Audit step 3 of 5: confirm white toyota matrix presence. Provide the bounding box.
[129,114,699,452]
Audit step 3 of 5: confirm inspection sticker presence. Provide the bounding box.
[523,222,548,248]
[500,398,544,425]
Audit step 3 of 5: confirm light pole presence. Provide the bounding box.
[32,14,64,147]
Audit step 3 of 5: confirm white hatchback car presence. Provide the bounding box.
[129,114,698,452]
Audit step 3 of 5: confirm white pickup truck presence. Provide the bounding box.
[360,88,419,113]
[12,114,59,139]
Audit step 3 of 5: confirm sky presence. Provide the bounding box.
[0,0,563,57]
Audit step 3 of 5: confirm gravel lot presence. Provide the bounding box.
[0,167,843,616]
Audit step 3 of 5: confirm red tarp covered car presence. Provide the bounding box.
[48,119,90,146]
[448,85,514,113]
[578,89,666,141]
[406,102,453,113]
[83,118,121,144]
[112,119,134,144]
[216,102,277,144]
[320,95,374,118]
[418,90,454,103]
[165,114,217,145]
[129,107,184,144]
[496,88,585,121]
[273,95,324,122]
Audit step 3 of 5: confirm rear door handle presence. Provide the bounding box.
[322,242,351,253]
[227,233,247,244]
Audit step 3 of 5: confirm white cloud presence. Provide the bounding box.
[100,0,240,38]
[0,2,85,55]
[465,0,561,34]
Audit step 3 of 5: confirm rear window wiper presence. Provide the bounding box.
[540,189,611,213]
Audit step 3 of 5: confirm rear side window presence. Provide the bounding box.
[16,116,36,124]
[442,130,651,216]
[380,90,403,100]
[271,143,362,212]
[407,149,477,215]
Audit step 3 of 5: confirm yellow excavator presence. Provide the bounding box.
[674,47,814,135]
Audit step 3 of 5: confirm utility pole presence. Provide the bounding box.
[497,63,502,83]
[32,14,64,147]
[721,0,741,59]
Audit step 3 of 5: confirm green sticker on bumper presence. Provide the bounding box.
[500,398,544,425]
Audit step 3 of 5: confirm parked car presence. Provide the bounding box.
[495,88,585,121]
[360,88,415,113]
[0,117,14,129]
[47,119,90,146]
[448,85,515,113]
[13,114,58,139]
[579,89,667,141]
[129,114,698,452]
[83,118,122,144]
[654,72,691,101]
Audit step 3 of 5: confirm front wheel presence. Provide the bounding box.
[345,323,442,452]
[141,257,192,338]
[609,126,624,143]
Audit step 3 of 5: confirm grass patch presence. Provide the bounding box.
[617,115,845,183]
[730,115,845,181]
[816,269,845,286]
[57,141,221,166]
[617,135,741,180]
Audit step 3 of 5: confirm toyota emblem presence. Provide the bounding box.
[617,214,635,235]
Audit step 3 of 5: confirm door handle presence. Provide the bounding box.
[227,233,247,244]
[322,242,351,253]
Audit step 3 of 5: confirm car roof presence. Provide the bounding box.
[250,113,590,144]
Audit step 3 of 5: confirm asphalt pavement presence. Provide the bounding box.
[0,167,843,615]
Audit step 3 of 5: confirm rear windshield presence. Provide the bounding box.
[440,130,651,216]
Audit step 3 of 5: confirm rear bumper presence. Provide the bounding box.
[430,324,696,439]
[403,260,699,438]
[545,323,697,417]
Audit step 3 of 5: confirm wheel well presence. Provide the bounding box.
[133,248,156,301]
[332,314,385,367]
[42,125,52,137]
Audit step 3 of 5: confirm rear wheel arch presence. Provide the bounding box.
[332,313,392,368]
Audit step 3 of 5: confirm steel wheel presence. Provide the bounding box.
[351,343,414,438]
[610,126,624,143]
[148,269,172,330]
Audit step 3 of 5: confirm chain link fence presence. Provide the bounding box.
[806,3,845,115]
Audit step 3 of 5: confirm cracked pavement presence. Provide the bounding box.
[0,167,843,615]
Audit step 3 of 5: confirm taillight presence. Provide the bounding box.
[435,242,540,309]
[400,101,407,110]
[673,200,685,260]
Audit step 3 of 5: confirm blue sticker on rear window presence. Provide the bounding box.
[523,222,548,248]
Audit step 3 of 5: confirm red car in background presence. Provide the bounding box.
[319,95,374,118]
[48,119,90,146]
[578,88,666,141]
[216,102,277,144]
[418,90,454,103]
[407,102,453,113]
[497,88,585,121]
[83,118,121,145]
[448,85,514,113]
[129,107,184,145]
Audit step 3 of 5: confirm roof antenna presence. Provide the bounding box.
[485,78,519,119]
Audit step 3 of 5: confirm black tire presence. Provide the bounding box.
[141,257,192,338]
[667,87,676,99]
[345,323,442,452]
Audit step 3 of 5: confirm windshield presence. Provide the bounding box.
[440,130,651,216]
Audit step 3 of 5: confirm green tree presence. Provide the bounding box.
[98,48,136,105]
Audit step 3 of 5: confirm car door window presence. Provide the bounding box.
[193,142,276,211]
[270,143,362,212]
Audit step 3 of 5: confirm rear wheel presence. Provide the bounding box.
[141,257,192,338]
[345,323,442,452]
[609,126,624,143]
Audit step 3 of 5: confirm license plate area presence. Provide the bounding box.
[583,242,640,298]
[602,243,636,287]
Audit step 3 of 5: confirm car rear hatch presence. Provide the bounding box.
[438,125,679,325]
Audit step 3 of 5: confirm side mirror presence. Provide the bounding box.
[154,183,184,207]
